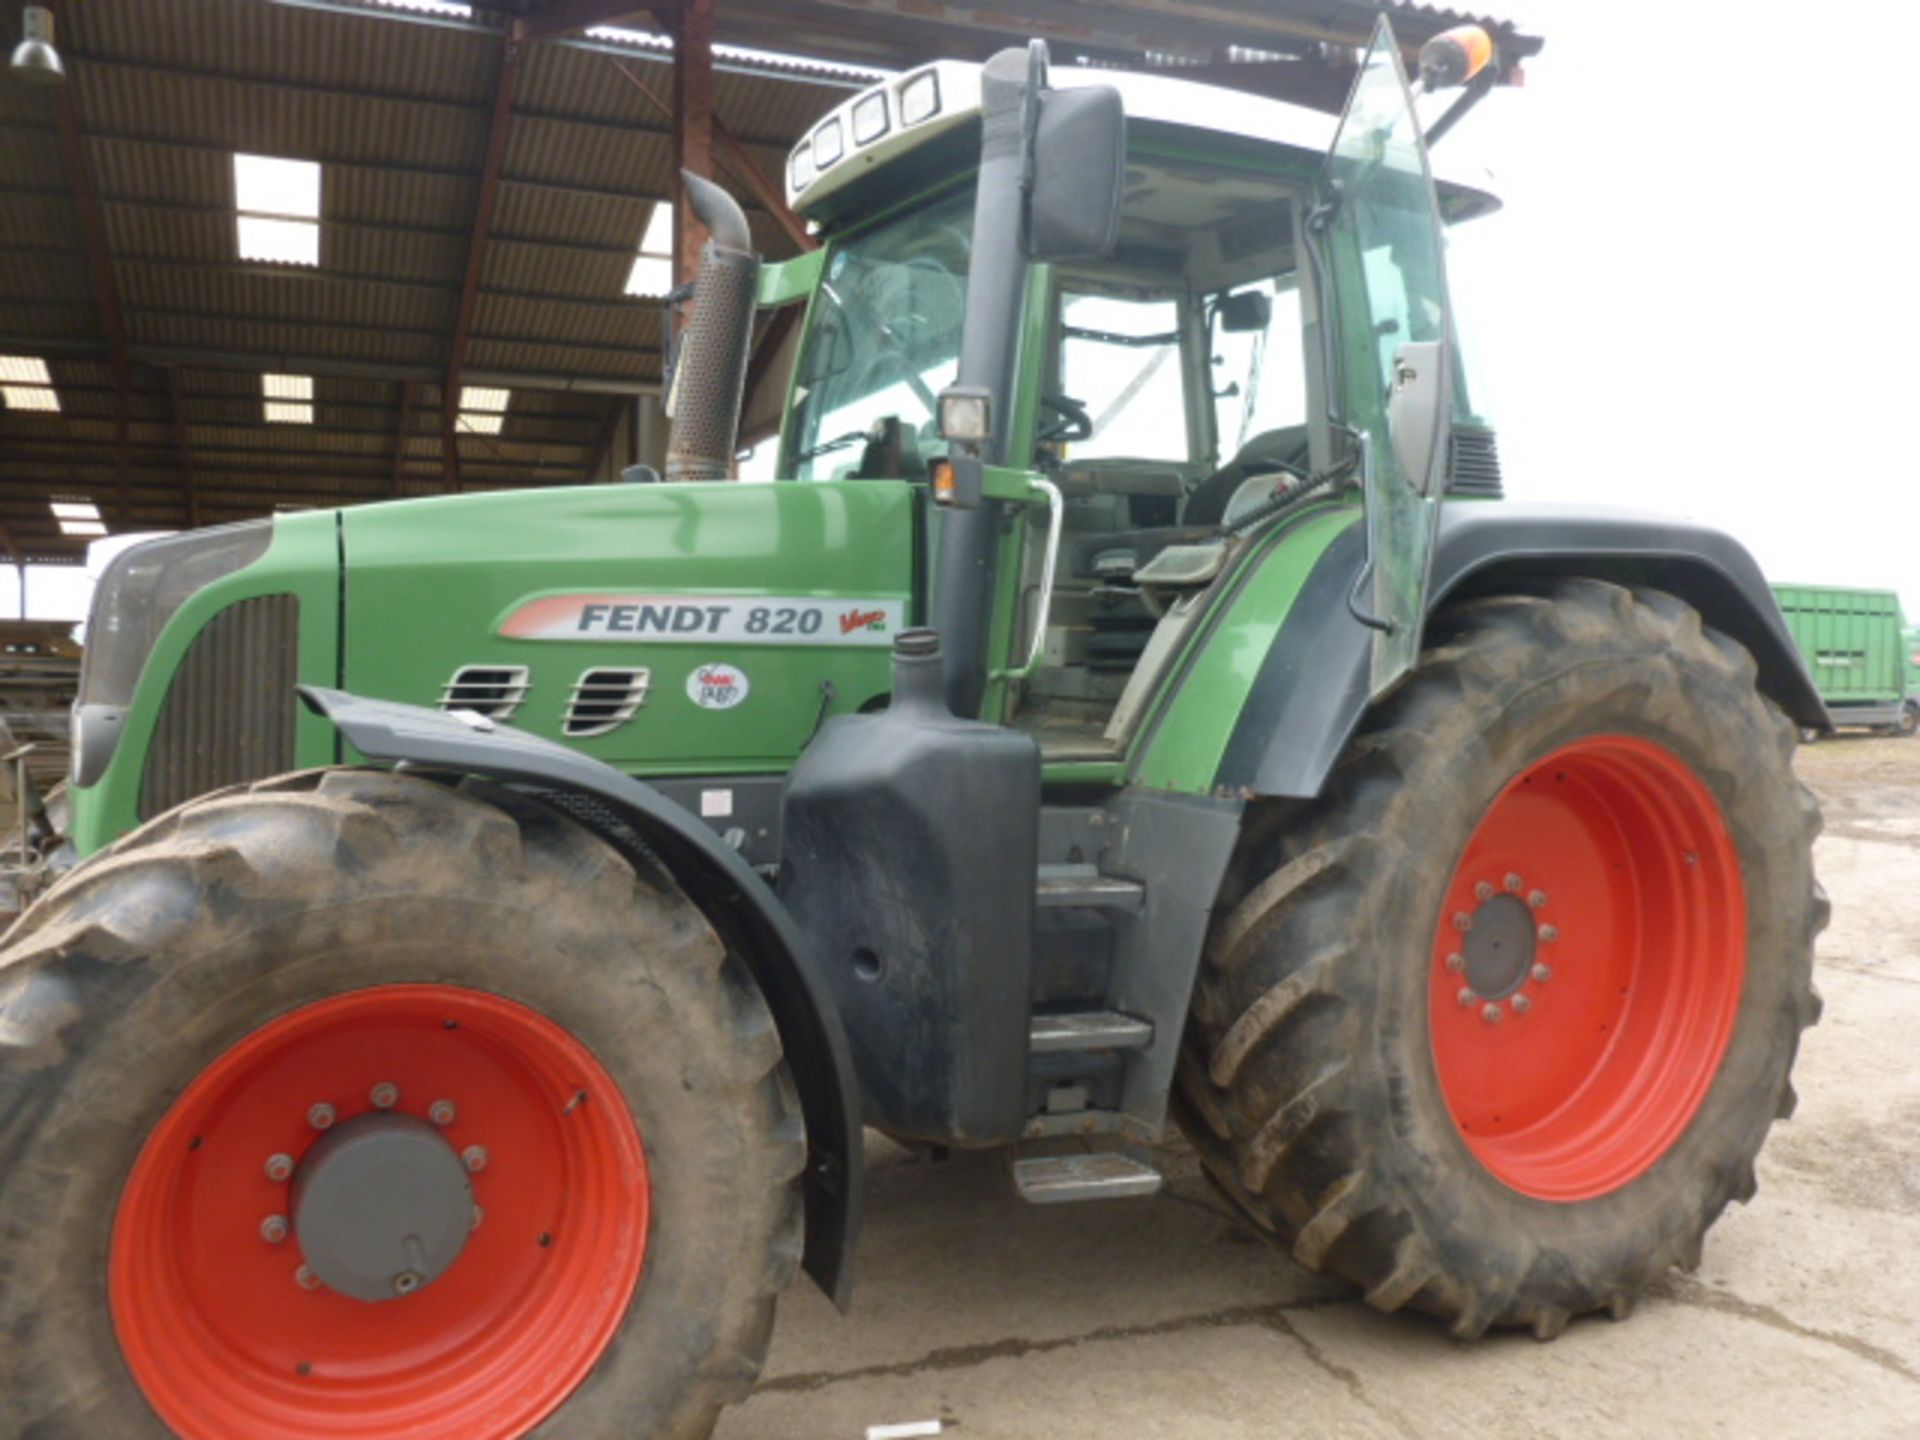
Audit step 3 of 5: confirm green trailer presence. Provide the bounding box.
[1772,584,1917,737]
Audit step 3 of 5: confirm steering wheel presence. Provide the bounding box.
[1036,392,1094,445]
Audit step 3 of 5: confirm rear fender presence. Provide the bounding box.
[1215,503,1829,801]
[297,687,862,1308]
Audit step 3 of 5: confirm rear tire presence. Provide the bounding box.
[1897,702,1917,738]
[0,768,804,1439]
[1175,580,1826,1338]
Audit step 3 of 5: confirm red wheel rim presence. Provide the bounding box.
[110,985,649,1439]
[1428,735,1746,1202]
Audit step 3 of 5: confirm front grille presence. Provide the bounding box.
[139,595,299,820]
[439,664,530,720]
[1446,425,1503,498]
[565,668,650,738]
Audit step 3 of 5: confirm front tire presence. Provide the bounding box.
[1175,580,1825,1339]
[0,769,803,1439]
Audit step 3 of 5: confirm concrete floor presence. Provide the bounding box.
[718,737,1920,1440]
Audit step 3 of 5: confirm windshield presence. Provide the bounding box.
[782,189,972,480]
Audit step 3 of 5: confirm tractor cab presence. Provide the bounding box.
[770,52,1501,758]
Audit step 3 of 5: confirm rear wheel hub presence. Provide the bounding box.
[1428,735,1746,1203]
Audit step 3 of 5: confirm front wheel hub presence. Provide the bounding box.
[292,1113,473,1300]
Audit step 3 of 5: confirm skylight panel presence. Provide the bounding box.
[238,215,320,266]
[235,154,321,267]
[50,501,100,521]
[0,355,53,385]
[263,373,313,401]
[625,204,675,298]
[234,154,320,219]
[60,520,108,538]
[456,412,504,435]
[365,0,473,15]
[2,385,60,412]
[265,401,315,425]
[638,204,672,256]
[460,385,510,412]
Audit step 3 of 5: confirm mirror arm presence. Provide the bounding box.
[1421,64,1498,148]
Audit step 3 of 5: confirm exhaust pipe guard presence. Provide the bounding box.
[664,171,761,483]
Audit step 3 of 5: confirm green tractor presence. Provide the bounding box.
[0,21,1829,1440]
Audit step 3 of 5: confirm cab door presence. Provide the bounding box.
[1321,18,1457,695]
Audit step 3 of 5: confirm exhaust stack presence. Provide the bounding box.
[664,171,760,483]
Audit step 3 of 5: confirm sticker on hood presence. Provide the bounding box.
[687,662,750,710]
[499,595,905,646]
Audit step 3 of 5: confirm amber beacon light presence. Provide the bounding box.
[1418,24,1494,90]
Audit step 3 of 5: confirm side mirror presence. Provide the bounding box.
[1215,290,1272,334]
[1385,341,1449,496]
[1025,84,1125,262]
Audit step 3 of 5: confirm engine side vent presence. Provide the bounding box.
[139,595,299,821]
[439,664,530,720]
[565,668,650,738]
[1446,424,1503,498]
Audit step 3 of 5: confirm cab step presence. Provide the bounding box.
[1012,1152,1164,1204]
[1034,864,1146,911]
[1029,1010,1153,1054]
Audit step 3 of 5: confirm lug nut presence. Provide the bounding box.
[1482,1003,1503,1024]
[1538,924,1559,943]
[1452,912,1473,932]
[1456,987,1479,1007]
[1445,952,1466,973]
[1511,994,1532,1015]
[295,1265,321,1291]
[264,1153,294,1183]
[370,1082,399,1110]
[1528,890,1549,909]
[1532,962,1553,983]
[307,1102,336,1130]
[261,1214,289,1244]
[392,1270,422,1296]
[462,1145,489,1173]
[1474,881,1495,901]
[1504,873,1524,893]
[428,1099,457,1127]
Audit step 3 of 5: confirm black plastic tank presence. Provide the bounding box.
[779,629,1039,1146]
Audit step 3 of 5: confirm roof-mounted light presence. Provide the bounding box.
[812,116,845,170]
[852,91,890,146]
[899,68,940,125]
[789,140,815,193]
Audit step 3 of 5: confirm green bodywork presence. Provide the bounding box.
[69,33,1465,858]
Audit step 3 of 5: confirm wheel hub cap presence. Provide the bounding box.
[1461,893,1536,1000]
[293,1113,473,1301]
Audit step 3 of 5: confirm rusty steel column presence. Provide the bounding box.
[51,83,134,528]
[669,0,716,291]
[444,29,523,492]
[165,369,201,529]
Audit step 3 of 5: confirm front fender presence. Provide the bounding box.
[297,686,862,1308]
[1214,502,1828,801]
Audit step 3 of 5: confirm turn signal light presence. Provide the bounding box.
[931,459,956,505]
[1419,25,1494,90]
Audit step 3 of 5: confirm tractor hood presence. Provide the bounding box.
[342,480,919,775]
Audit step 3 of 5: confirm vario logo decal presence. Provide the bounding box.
[687,662,750,710]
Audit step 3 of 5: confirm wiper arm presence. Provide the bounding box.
[795,429,867,462]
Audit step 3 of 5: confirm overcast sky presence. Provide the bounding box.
[1440,0,1919,618]
[11,1,1915,624]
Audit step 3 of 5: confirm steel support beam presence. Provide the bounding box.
[444,33,524,492]
[165,369,202,529]
[668,0,716,290]
[518,0,652,42]
[49,85,134,528]
[390,379,418,496]
[609,57,814,252]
